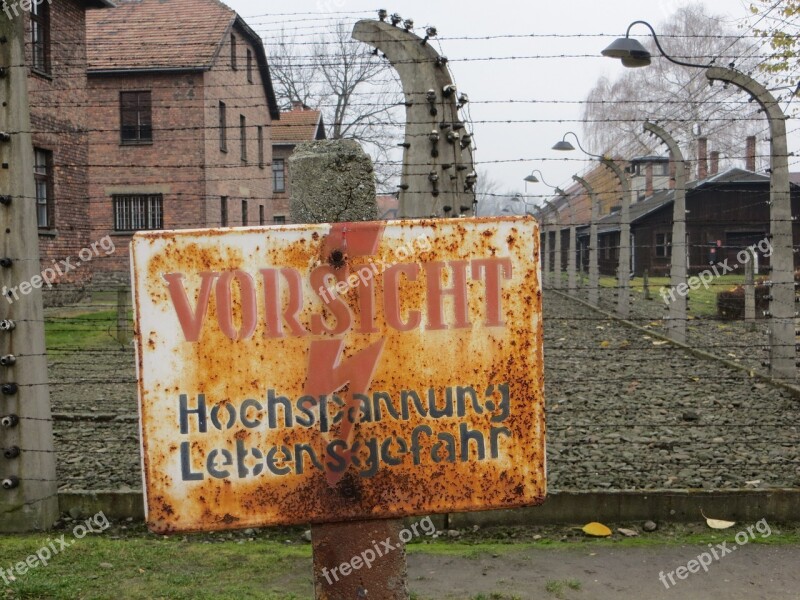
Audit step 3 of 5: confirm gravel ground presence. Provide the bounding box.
[49,292,800,492]
[591,283,772,376]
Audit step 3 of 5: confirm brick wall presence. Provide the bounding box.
[202,24,273,230]
[26,0,96,304]
[87,72,207,288]
[272,145,292,221]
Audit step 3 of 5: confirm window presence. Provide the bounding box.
[656,232,672,258]
[272,159,285,193]
[231,34,237,70]
[220,196,228,226]
[120,91,152,143]
[219,101,227,151]
[34,149,52,228]
[247,49,253,83]
[31,0,50,74]
[241,200,248,226]
[113,194,163,231]
[257,126,264,168]
[273,215,286,224]
[240,115,247,163]
[259,205,265,225]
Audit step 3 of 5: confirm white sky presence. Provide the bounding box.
[227,0,788,199]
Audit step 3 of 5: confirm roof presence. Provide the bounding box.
[630,155,669,164]
[272,107,326,144]
[87,0,279,119]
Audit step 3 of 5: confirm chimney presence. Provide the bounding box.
[746,136,757,171]
[669,158,676,190]
[291,100,305,110]
[697,137,708,180]
[645,162,654,197]
[710,151,720,176]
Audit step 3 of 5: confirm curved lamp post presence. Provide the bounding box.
[554,132,632,318]
[541,199,561,289]
[644,121,688,345]
[573,175,601,307]
[603,20,796,381]
[527,171,571,290]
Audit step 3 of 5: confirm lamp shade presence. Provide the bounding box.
[524,174,539,183]
[601,37,652,66]
[552,140,576,152]
[621,55,652,68]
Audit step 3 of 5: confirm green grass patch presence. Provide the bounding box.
[0,535,311,599]
[0,524,797,598]
[545,579,581,599]
[598,274,746,318]
[45,310,123,354]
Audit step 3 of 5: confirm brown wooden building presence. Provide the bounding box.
[580,169,800,277]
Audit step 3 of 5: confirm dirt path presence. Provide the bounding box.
[405,544,800,599]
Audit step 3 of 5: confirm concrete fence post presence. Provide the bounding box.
[117,286,132,346]
[573,175,600,306]
[745,248,756,331]
[0,12,58,531]
[644,122,687,344]
[706,67,795,381]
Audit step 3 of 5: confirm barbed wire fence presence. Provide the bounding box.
[9,7,800,505]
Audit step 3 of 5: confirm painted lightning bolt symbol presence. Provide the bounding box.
[303,222,386,486]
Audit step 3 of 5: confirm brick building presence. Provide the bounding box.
[271,102,326,223]
[86,0,280,286]
[24,0,112,303]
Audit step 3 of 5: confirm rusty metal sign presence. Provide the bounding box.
[131,217,545,534]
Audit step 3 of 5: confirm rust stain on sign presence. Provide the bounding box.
[131,217,545,534]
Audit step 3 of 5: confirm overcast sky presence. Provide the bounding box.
[227,0,784,200]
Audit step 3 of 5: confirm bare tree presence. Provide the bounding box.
[582,4,763,170]
[749,0,800,113]
[474,168,501,208]
[268,23,404,190]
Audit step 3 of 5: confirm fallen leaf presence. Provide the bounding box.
[617,528,639,537]
[600,341,610,348]
[701,510,735,529]
[582,522,612,537]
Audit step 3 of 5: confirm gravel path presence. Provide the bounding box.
[49,292,800,492]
